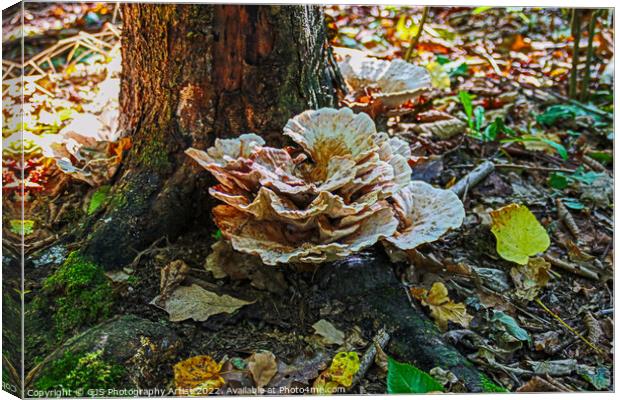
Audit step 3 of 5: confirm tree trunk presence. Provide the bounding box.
[82,4,338,269]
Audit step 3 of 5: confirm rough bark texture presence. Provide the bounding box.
[82,4,338,269]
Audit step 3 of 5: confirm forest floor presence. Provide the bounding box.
[2,3,614,395]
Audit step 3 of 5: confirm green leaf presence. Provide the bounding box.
[473,106,485,132]
[561,197,586,210]
[577,365,610,390]
[387,357,444,394]
[587,151,612,164]
[483,123,498,142]
[536,103,605,127]
[212,229,223,240]
[449,62,469,77]
[458,91,474,128]
[548,173,569,190]
[435,55,450,65]
[491,311,531,343]
[570,166,605,185]
[87,185,111,215]
[472,6,493,14]
[537,138,568,160]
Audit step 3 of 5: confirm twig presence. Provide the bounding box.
[494,163,575,173]
[568,9,582,99]
[474,45,502,76]
[580,11,598,102]
[534,298,605,356]
[556,199,580,238]
[404,7,429,62]
[350,329,390,389]
[543,254,599,281]
[582,155,607,172]
[450,160,494,197]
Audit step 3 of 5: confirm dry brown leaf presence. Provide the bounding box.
[411,282,472,331]
[158,260,190,305]
[312,319,345,346]
[510,256,551,301]
[153,284,254,322]
[247,350,278,389]
[517,376,568,392]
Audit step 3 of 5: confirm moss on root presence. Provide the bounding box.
[42,252,114,339]
[133,139,171,172]
[33,350,125,393]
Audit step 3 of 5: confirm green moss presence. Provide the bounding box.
[34,350,125,393]
[480,373,508,392]
[43,252,114,339]
[87,185,111,215]
[135,139,170,171]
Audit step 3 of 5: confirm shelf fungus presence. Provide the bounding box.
[334,47,432,108]
[186,107,464,265]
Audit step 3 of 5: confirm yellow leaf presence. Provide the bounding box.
[313,352,360,394]
[411,282,472,331]
[490,204,550,265]
[510,256,551,301]
[174,355,225,395]
[425,62,451,90]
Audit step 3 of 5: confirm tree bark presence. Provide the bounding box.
[82,4,338,269]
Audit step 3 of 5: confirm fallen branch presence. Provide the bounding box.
[582,155,607,172]
[351,329,390,389]
[322,254,486,392]
[450,161,495,197]
[543,254,599,280]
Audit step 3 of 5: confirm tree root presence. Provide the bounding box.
[317,252,486,392]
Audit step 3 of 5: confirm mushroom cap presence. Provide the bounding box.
[335,48,432,107]
[186,107,463,266]
[386,181,465,250]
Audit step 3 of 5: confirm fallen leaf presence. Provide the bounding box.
[174,355,225,395]
[374,343,388,373]
[425,61,451,90]
[410,282,472,331]
[386,357,444,394]
[312,352,360,394]
[491,311,531,343]
[413,117,466,140]
[510,256,551,301]
[312,319,345,346]
[157,260,190,305]
[268,351,330,390]
[517,376,567,392]
[247,350,277,389]
[577,365,610,390]
[490,204,550,265]
[527,359,576,376]
[533,331,560,354]
[153,284,254,322]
